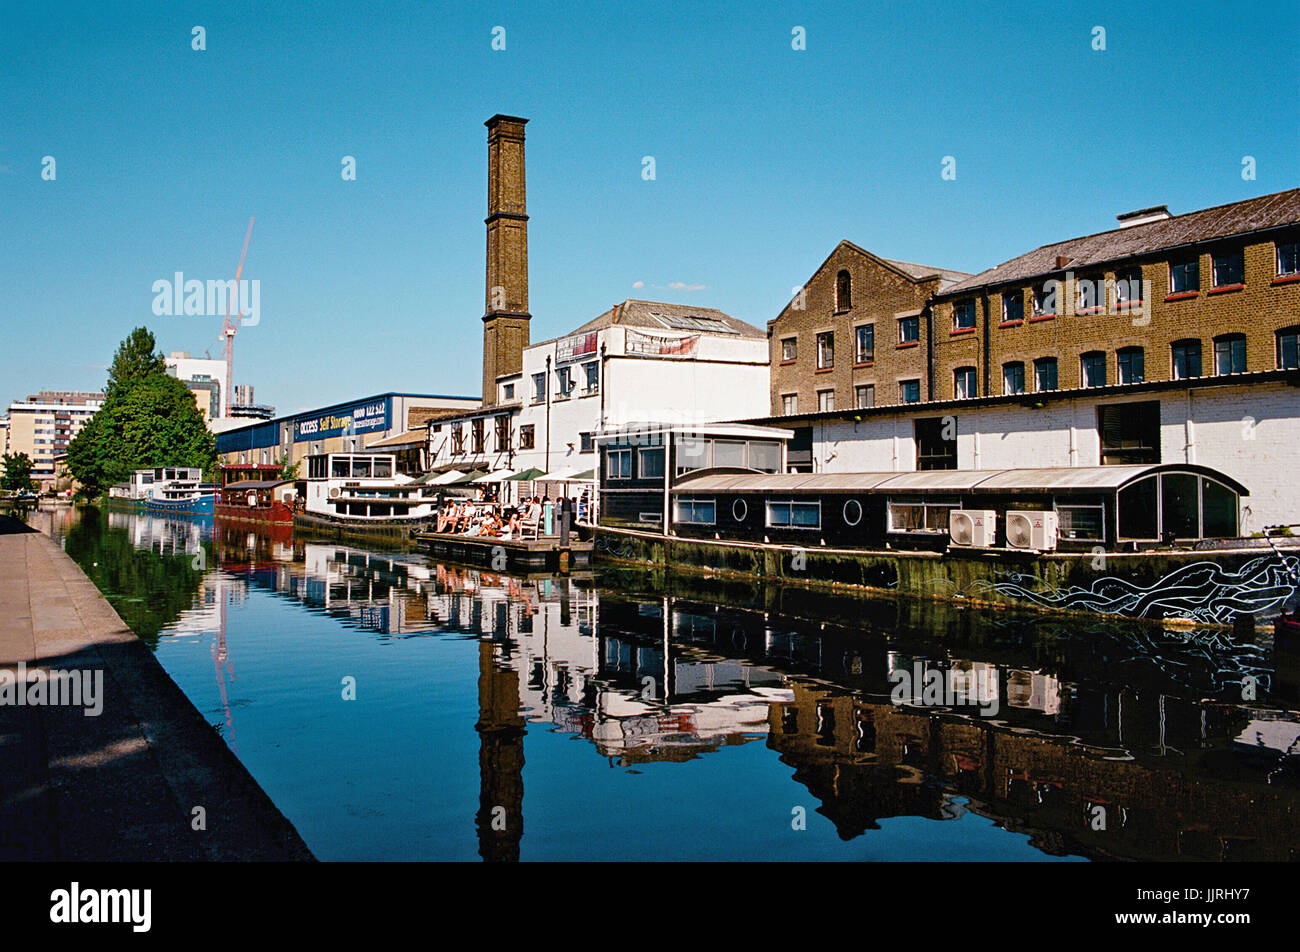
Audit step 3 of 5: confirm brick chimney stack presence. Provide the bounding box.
[481,114,531,406]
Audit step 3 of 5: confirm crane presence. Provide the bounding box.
[222,218,255,417]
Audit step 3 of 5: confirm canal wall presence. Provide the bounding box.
[0,515,313,861]
[593,526,1300,626]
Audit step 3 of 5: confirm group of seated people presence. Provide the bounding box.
[435,496,543,540]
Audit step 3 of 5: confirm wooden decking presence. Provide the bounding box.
[413,530,593,572]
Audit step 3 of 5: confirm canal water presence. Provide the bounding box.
[29,506,1300,861]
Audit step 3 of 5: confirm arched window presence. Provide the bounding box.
[836,270,852,311]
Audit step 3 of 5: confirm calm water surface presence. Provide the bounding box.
[31,506,1300,861]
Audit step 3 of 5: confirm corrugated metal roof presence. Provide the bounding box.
[565,299,766,340]
[672,465,1249,495]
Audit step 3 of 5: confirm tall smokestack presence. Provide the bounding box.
[482,114,531,406]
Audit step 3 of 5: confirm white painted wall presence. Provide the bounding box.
[811,381,1300,530]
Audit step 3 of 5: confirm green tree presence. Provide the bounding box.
[105,326,167,398]
[1,452,34,491]
[67,327,217,496]
[277,453,301,480]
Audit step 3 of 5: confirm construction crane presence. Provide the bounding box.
[222,218,255,417]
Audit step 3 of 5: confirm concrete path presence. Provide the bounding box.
[0,515,312,860]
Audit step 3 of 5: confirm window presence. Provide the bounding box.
[888,499,957,533]
[899,379,920,403]
[915,417,957,471]
[1278,241,1300,277]
[713,440,746,467]
[1171,339,1202,379]
[675,437,712,475]
[1114,267,1144,308]
[519,425,535,450]
[1170,258,1200,294]
[1117,476,1159,540]
[749,441,781,472]
[555,366,574,398]
[1212,249,1244,287]
[1056,504,1104,541]
[532,372,546,403]
[1081,351,1107,388]
[816,331,834,369]
[1278,327,1300,369]
[836,270,852,311]
[451,422,464,452]
[855,324,874,363]
[732,498,749,521]
[503,383,515,400]
[638,447,665,479]
[1202,477,1238,537]
[675,497,716,525]
[953,367,977,399]
[766,500,821,529]
[372,458,393,479]
[782,393,798,415]
[1003,362,1025,395]
[1034,357,1058,392]
[583,361,599,393]
[331,457,350,477]
[579,432,594,453]
[606,449,631,479]
[1033,284,1057,317]
[1098,401,1160,465]
[1076,275,1104,312]
[1117,346,1144,384]
[817,389,835,412]
[352,457,372,478]
[843,499,863,526]
[899,315,919,344]
[472,419,485,453]
[1214,334,1246,375]
[781,337,797,362]
[954,299,976,330]
[1002,291,1023,324]
[495,415,511,452]
[855,384,875,408]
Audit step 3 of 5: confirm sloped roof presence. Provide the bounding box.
[880,257,972,289]
[941,188,1300,297]
[564,299,765,340]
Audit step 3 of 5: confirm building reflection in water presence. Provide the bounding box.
[102,514,1300,861]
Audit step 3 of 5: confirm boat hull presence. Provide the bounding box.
[215,501,294,525]
[146,494,215,515]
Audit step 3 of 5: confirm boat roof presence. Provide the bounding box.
[223,480,293,490]
[672,464,1248,496]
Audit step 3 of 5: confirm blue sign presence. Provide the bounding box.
[292,398,391,442]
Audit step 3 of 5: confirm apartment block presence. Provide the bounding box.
[4,391,105,482]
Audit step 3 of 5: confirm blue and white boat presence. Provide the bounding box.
[140,467,216,515]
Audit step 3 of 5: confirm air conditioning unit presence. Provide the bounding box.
[949,509,997,548]
[1006,510,1059,551]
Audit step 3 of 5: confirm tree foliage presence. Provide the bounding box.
[67,327,216,496]
[2,452,34,491]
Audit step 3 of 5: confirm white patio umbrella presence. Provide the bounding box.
[428,469,466,485]
[474,469,517,483]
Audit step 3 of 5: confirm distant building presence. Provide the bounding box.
[165,351,227,420]
[4,391,104,484]
[229,384,275,421]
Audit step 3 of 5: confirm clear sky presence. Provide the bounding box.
[2,0,1296,415]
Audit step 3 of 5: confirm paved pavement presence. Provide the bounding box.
[0,515,312,860]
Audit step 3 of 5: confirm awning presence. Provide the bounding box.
[423,469,466,485]
[537,467,595,482]
[449,469,487,485]
[672,464,1249,496]
[474,469,517,483]
[507,467,546,481]
[365,429,428,449]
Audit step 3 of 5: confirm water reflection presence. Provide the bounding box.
[44,507,1300,861]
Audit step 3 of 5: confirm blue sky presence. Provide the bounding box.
[2,0,1296,415]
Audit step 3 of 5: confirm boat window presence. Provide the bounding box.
[352,458,373,478]
[713,440,746,468]
[748,441,781,473]
[888,499,956,533]
[1161,472,1199,539]
[638,447,665,480]
[1117,476,1158,540]
[332,457,351,478]
[372,458,393,479]
[1055,504,1104,541]
[1202,478,1238,537]
[675,436,712,475]
[732,498,748,521]
[767,500,821,529]
[843,499,863,526]
[674,497,716,525]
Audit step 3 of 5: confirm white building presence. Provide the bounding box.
[165,351,228,420]
[427,299,771,485]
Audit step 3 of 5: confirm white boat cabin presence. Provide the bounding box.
[304,452,441,521]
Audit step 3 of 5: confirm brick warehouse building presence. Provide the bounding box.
[749,188,1300,530]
